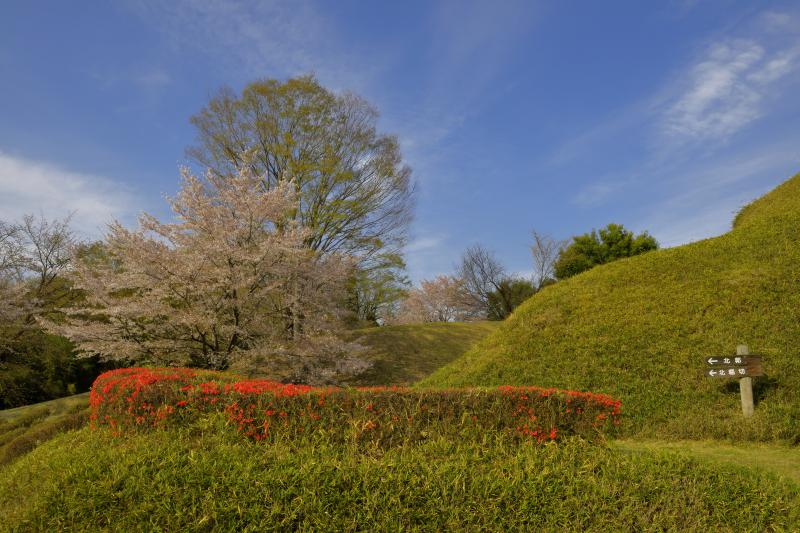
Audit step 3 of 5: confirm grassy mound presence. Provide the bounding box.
[343,321,499,386]
[1,426,797,530]
[422,173,800,442]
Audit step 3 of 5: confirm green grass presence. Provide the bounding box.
[614,439,800,484]
[343,321,499,386]
[0,422,797,531]
[0,393,88,423]
[0,393,89,466]
[421,173,800,442]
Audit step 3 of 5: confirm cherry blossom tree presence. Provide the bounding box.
[393,275,477,324]
[50,164,364,380]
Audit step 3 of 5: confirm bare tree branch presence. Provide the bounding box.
[530,230,566,289]
[456,244,506,317]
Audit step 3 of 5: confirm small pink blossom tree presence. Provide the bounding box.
[393,275,477,323]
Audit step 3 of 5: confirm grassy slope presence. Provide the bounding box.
[0,424,797,531]
[0,393,88,466]
[0,393,88,423]
[422,173,800,442]
[343,321,499,386]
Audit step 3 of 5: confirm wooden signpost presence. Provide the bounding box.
[705,345,761,417]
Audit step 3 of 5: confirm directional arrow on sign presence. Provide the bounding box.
[706,367,763,378]
[706,355,761,366]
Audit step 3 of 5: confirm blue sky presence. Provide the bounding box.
[1,1,799,282]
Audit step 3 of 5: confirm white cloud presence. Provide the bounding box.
[0,152,136,239]
[662,37,798,142]
[759,11,796,33]
[406,235,445,253]
[403,233,458,282]
[747,50,797,84]
[664,40,764,140]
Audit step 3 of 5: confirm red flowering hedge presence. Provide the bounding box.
[89,367,622,446]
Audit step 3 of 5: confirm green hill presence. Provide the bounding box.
[343,321,499,386]
[421,173,800,442]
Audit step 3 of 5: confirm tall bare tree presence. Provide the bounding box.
[0,220,22,274]
[18,214,76,305]
[49,164,361,379]
[0,214,76,351]
[0,221,24,344]
[1,214,114,408]
[456,244,507,317]
[530,230,565,289]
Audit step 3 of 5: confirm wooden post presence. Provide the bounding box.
[738,344,754,417]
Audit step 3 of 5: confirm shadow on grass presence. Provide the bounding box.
[722,374,780,406]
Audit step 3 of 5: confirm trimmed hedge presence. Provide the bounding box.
[89,368,622,446]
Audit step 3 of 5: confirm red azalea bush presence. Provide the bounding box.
[89,368,622,446]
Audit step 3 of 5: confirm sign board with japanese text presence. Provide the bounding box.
[705,355,761,367]
[704,345,762,418]
[704,355,762,378]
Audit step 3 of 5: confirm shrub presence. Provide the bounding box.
[89,368,622,446]
[554,223,658,279]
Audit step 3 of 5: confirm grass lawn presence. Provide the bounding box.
[0,425,797,531]
[614,439,800,485]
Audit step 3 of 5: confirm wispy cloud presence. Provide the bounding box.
[661,39,798,142]
[572,179,632,207]
[663,40,764,141]
[126,0,536,187]
[548,8,800,229]
[396,0,536,172]
[90,65,172,92]
[124,0,365,90]
[641,141,800,246]
[0,152,136,239]
[133,68,171,89]
[406,235,445,254]
[403,232,461,282]
[661,10,800,145]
